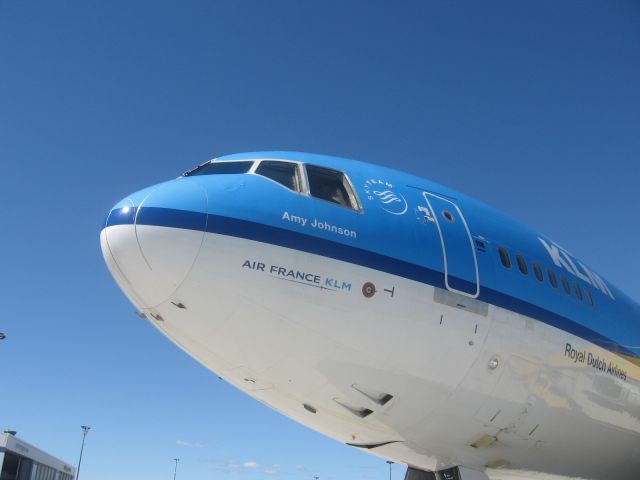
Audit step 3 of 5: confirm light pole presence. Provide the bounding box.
[173,458,180,480]
[76,426,90,480]
[386,461,394,480]
[0,332,6,340]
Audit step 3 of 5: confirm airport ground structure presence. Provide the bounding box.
[0,432,75,480]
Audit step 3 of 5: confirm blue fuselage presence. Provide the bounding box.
[106,151,640,368]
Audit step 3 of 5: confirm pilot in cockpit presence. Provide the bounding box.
[317,181,348,207]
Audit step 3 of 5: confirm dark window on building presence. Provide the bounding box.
[498,247,511,268]
[585,288,594,306]
[574,282,583,301]
[516,254,528,275]
[184,161,254,176]
[0,453,34,480]
[255,161,301,192]
[16,458,32,480]
[1,452,20,479]
[561,275,571,294]
[305,165,359,210]
[532,261,544,282]
[547,269,558,288]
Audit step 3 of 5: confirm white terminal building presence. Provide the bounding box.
[0,432,75,480]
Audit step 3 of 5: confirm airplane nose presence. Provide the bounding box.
[101,178,208,308]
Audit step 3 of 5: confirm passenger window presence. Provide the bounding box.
[256,161,301,191]
[498,247,512,268]
[532,261,544,282]
[585,288,594,306]
[574,282,583,301]
[184,161,254,176]
[516,254,528,275]
[561,275,571,294]
[306,165,359,210]
[547,269,558,288]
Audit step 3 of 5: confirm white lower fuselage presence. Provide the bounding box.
[101,224,640,480]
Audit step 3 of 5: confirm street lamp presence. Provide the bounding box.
[173,458,180,480]
[386,461,394,480]
[76,426,90,480]
[0,332,6,340]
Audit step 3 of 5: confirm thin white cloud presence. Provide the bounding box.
[219,460,242,472]
[176,439,205,448]
[262,464,282,476]
[243,461,259,468]
[209,460,242,475]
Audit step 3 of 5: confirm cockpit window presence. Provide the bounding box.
[184,161,254,176]
[305,165,360,210]
[255,161,301,192]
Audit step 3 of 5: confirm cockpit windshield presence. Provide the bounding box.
[305,164,359,210]
[183,161,254,177]
[182,158,361,211]
[255,161,301,192]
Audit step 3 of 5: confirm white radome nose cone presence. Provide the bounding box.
[101,179,207,308]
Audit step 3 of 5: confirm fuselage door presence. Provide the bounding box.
[421,192,479,298]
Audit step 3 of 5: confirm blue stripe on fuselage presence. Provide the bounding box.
[104,205,638,360]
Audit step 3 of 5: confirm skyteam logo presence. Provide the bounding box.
[363,179,408,215]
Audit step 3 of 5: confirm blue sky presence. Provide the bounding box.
[1,1,639,479]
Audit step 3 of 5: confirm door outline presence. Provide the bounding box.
[423,192,480,298]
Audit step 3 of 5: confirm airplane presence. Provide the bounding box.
[100,152,640,480]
